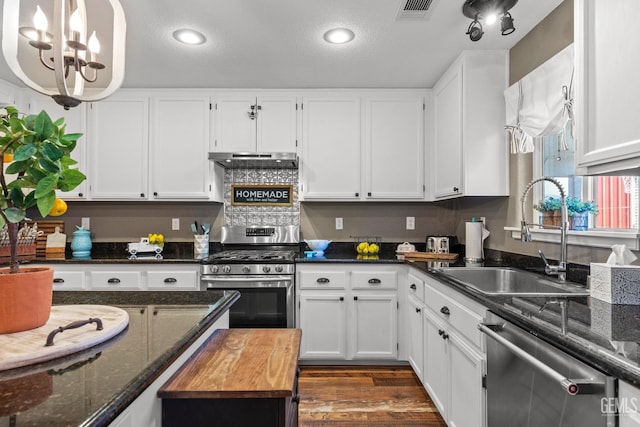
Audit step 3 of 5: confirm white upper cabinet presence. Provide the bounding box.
[364,93,425,200]
[30,95,88,199]
[433,68,463,199]
[88,94,149,200]
[301,94,362,200]
[149,95,211,200]
[575,0,640,175]
[213,92,297,153]
[430,51,509,200]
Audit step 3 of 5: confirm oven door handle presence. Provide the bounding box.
[479,323,605,396]
[201,276,293,289]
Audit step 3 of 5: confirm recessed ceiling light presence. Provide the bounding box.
[323,28,355,44]
[172,29,206,45]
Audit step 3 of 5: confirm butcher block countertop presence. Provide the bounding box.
[159,328,302,399]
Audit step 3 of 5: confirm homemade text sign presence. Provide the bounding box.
[231,185,293,206]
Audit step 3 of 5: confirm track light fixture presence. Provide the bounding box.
[462,0,517,42]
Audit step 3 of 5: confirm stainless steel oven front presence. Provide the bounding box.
[201,275,295,328]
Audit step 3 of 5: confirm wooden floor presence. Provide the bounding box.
[298,366,447,427]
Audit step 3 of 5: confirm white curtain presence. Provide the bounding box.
[505,44,574,153]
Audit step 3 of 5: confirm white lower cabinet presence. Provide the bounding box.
[298,292,347,359]
[297,264,399,361]
[47,264,200,291]
[407,293,425,380]
[422,274,486,427]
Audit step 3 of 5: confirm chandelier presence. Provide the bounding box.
[463,0,517,42]
[2,0,126,109]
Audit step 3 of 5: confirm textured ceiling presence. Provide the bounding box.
[0,0,564,90]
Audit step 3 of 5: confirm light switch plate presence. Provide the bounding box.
[406,216,415,230]
[335,217,343,230]
[172,218,180,231]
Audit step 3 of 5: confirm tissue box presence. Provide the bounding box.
[590,263,640,304]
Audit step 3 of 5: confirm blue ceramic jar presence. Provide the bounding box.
[71,226,92,258]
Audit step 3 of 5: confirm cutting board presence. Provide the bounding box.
[0,305,129,371]
[403,251,459,261]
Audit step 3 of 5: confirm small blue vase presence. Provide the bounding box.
[71,226,92,257]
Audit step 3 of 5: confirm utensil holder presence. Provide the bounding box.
[194,235,209,258]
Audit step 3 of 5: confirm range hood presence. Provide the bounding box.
[208,152,298,169]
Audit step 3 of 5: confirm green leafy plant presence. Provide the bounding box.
[534,196,562,212]
[565,196,598,216]
[0,106,86,272]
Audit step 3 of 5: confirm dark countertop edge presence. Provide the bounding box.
[407,261,640,388]
[79,290,240,427]
[28,258,203,265]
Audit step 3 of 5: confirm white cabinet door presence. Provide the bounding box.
[364,94,424,199]
[214,93,256,152]
[433,64,463,199]
[448,334,485,427]
[575,0,640,175]
[349,292,398,359]
[301,96,361,200]
[88,95,149,199]
[407,293,424,381]
[298,292,347,359]
[256,94,297,152]
[150,96,210,199]
[423,310,448,416]
[213,93,297,153]
[30,96,88,199]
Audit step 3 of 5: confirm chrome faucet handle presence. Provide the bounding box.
[538,249,566,278]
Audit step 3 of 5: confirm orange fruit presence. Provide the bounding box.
[48,198,68,216]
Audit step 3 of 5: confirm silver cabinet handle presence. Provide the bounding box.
[53,278,65,284]
[107,278,121,284]
[479,323,604,395]
[164,277,177,284]
[368,278,381,284]
[410,283,417,290]
[317,277,330,283]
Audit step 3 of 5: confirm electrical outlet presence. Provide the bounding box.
[406,216,415,230]
[81,217,90,230]
[335,217,343,230]
[172,218,180,231]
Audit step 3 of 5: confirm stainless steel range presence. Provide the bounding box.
[200,225,298,328]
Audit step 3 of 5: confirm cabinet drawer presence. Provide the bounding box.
[52,271,85,290]
[299,270,348,289]
[351,271,397,290]
[90,271,143,290]
[407,273,425,302]
[148,271,198,290]
[425,285,483,349]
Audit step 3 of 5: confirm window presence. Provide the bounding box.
[538,129,639,231]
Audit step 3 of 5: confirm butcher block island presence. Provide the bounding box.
[159,328,302,427]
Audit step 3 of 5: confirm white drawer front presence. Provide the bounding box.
[90,271,142,290]
[52,271,85,290]
[425,285,483,349]
[407,273,425,302]
[299,270,348,289]
[351,270,397,290]
[147,271,198,290]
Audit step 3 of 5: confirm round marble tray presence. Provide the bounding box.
[0,305,129,371]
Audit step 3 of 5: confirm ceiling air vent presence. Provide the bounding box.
[396,0,434,20]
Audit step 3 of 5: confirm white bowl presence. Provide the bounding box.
[305,239,332,252]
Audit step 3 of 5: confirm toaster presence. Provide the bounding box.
[427,236,450,254]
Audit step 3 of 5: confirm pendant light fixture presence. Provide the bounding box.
[2,0,126,109]
[462,0,517,42]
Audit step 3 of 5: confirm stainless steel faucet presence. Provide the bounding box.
[520,177,568,282]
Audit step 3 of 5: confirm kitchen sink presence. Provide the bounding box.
[432,267,589,297]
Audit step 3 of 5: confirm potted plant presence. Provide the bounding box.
[566,196,598,231]
[0,106,86,333]
[534,196,562,226]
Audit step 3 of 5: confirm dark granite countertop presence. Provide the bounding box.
[0,290,239,427]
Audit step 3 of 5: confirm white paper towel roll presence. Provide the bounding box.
[465,222,490,261]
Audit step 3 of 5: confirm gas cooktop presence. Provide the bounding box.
[201,249,297,264]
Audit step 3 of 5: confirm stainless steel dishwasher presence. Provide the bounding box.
[480,312,616,427]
